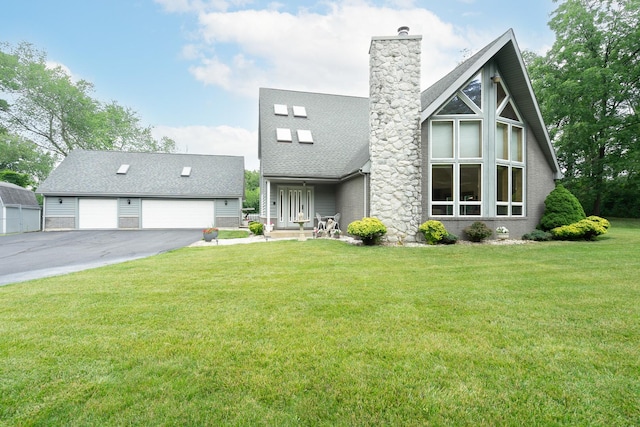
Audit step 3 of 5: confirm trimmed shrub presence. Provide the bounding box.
[539,185,586,231]
[347,217,387,245]
[249,221,263,235]
[418,220,448,245]
[440,233,458,245]
[464,221,492,242]
[550,216,610,241]
[522,229,552,241]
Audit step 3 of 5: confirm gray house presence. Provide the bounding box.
[37,150,245,230]
[258,28,560,242]
[0,181,41,233]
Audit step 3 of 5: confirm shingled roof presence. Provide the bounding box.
[259,88,369,180]
[37,150,245,198]
[0,181,39,207]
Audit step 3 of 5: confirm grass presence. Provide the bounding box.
[217,229,250,239]
[1,220,639,425]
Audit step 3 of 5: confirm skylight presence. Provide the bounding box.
[276,128,292,142]
[117,164,130,175]
[297,129,314,143]
[181,167,192,177]
[274,104,288,116]
[292,105,307,117]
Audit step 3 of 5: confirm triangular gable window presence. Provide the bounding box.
[499,100,520,121]
[496,80,522,122]
[461,73,482,109]
[437,95,475,115]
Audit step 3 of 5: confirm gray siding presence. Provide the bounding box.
[215,198,241,227]
[336,175,366,230]
[119,198,140,229]
[3,206,41,233]
[44,197,77,230]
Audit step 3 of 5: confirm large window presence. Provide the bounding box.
[429,69,526,218]
[430,73,483,217]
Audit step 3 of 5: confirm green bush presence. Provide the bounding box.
[464,221,492,242]
[347,217,387,245]
[550,216,610,241]
[522,230,552,241]
[418,220,448,245]
[440,233,458,245]
[539,185,586,231]
[248,221,263,235]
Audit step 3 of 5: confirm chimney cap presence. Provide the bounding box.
[397,26,410,36]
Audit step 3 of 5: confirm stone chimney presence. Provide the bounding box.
[369,27,422,243]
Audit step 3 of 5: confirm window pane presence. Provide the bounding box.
[460,205,481,216]
[512,205,523,216]
[500,100,519,121]
[497,81,507,108]
[462,73,482,109]
[432,121,453,158]
[438,95,474,115]
[432,165,453,201]
[497,205,509,216]
[460,121,482,158]
[512,167,523,202]
[511,126,523,162]
[459,164,481,201]
[496,123,508,160]
[497,165,509,202]
[432,205,453,216]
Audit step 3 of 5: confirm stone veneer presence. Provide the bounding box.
[369,30,422,243]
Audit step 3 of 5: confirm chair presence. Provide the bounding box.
[333,213,341,230]
[316,213,326,230]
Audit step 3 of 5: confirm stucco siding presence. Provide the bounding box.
[336,175,366,230]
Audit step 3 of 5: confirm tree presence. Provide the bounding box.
[526,0,640,216]
[243,170,260,212]
[0,129,55,185]
[0,42,175,160]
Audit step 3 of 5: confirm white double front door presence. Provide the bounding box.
[277,186,314,229]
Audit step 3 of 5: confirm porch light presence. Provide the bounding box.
[58,198,62,204]
[491,74,502,83]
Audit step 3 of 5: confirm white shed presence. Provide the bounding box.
[0,181,41,234]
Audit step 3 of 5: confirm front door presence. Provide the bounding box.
[277,186,314,229]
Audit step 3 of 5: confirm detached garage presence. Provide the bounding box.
[0,181,41,234]
[37,150,245,230]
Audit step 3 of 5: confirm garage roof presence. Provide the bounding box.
[37,150,245,198]
[0,181,39,207]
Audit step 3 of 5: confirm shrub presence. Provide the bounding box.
[347,217,387,245]
[539,185,586,231]
[248,221,263,235]
[522,229,552,241]
[418,220,448,245]
[440,233,458,245]
[464,221,492,242]
[550,216,610,241]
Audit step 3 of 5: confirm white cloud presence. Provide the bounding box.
[185,2,488,98]
[153,125,259,170]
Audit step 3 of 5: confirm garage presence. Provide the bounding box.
[79,199,118,229]
[142,200,214,229]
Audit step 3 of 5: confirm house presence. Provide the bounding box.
[37,150,245,230]
[0,181,41,233]
[258,28,560,242]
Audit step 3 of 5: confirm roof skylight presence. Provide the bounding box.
[181,167,192,177]
[292,105,307,117]
[117,164,130,175]
[276,128,293,142]
[297,129,314,143]
[274,104,288,116]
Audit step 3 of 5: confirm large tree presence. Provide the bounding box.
[0,42,175,160]
[0,129,55,186]
[526,0,640,215]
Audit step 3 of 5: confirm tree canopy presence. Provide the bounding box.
[526,0,640,216]
[0,42,175,184]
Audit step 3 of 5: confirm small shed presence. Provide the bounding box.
[0,181,41,234]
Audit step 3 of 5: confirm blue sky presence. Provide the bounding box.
[2,0,557,170]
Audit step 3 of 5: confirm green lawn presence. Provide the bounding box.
[1,220,639,425]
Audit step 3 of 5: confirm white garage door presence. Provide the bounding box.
[142,200,214,229]
[79,199,118,229]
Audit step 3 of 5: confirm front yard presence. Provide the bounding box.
[1,220,638,425]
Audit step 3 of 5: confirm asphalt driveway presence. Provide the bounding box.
[0,230,202,286]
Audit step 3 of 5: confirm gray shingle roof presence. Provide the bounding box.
[37,150,245,198]
[259,88,369,179]
[0,181,39,207]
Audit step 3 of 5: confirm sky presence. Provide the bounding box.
[2,0,557,171]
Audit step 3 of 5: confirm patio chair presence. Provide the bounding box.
[333,213,341,230]
[316,213,326,230]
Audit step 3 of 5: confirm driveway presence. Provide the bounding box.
[0,230,202,286]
